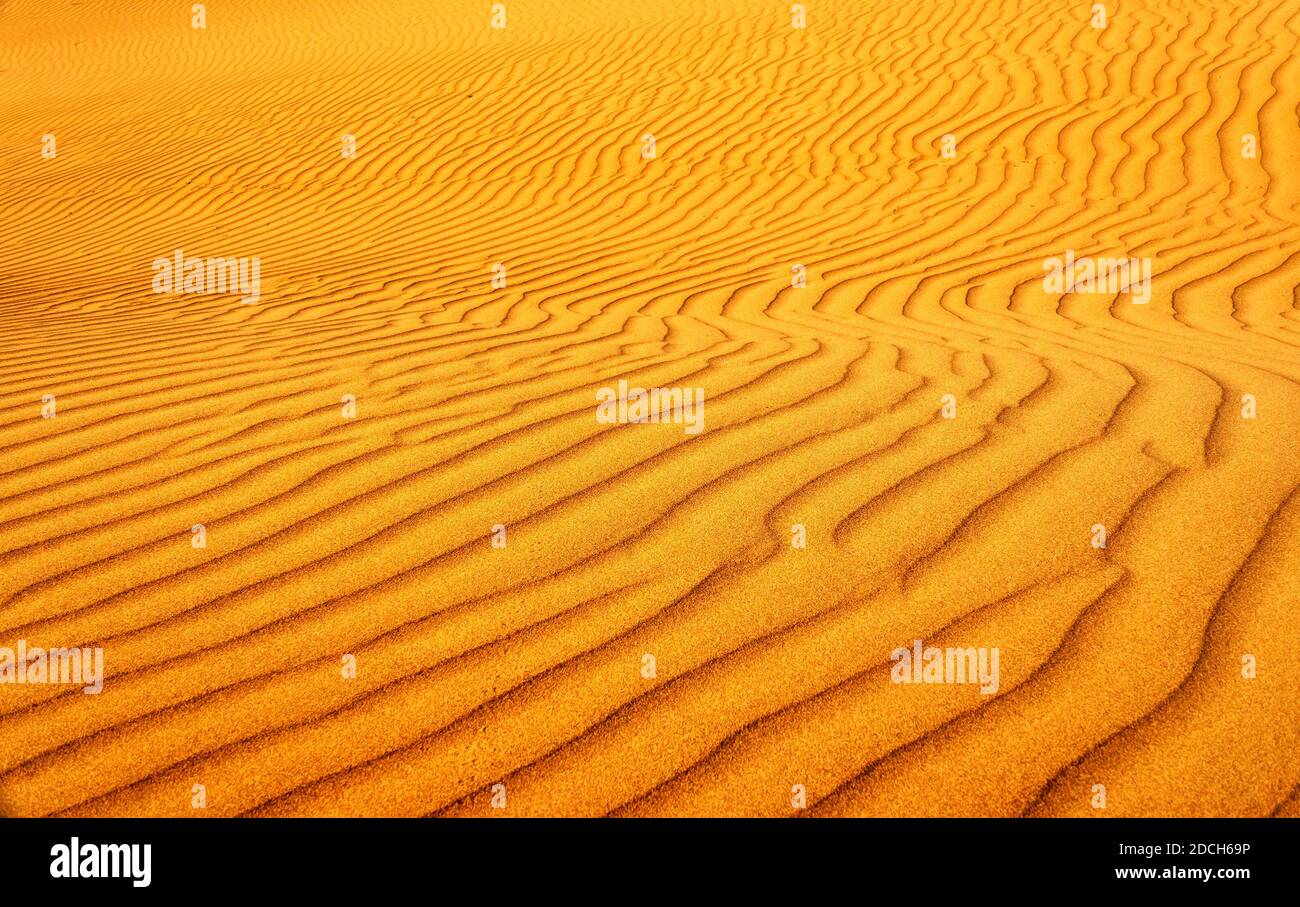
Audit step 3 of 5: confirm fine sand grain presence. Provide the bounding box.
[1,0,1297,817]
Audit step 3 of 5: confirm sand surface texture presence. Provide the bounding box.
[1,0,1298,816]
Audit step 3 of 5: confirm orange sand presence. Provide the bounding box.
[1,0,1298,818]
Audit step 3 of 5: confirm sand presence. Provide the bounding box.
[0,0,1297,818]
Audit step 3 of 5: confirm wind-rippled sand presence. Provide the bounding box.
[1,0,1298,817]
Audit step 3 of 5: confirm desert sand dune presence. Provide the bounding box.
[0,0,1297,817]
